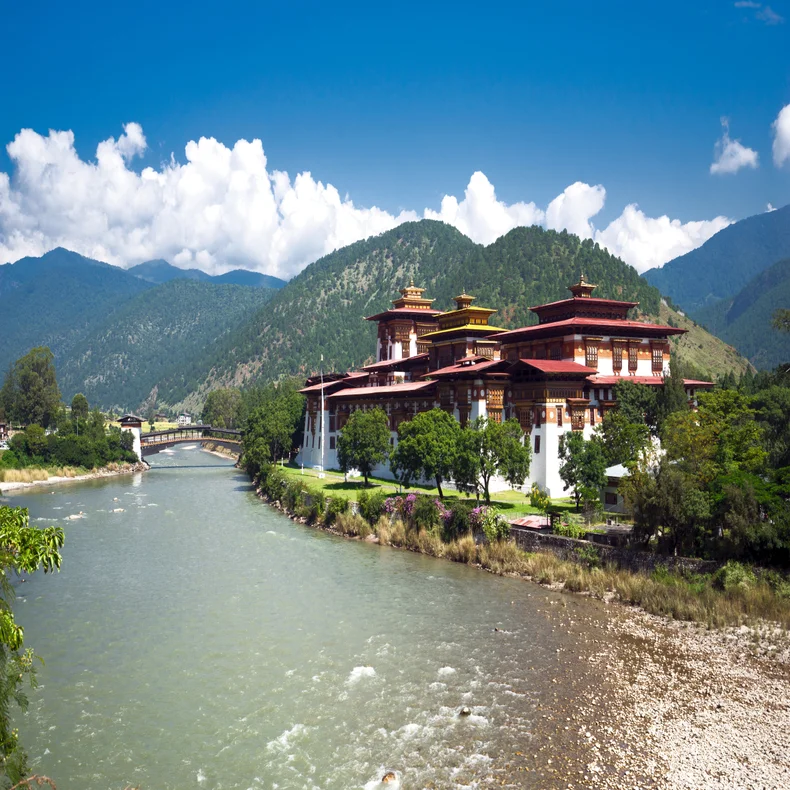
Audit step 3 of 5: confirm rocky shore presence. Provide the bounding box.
[0,461,148,494]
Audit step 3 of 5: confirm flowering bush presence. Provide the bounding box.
[469,505,487,530]
[434,499,452,524]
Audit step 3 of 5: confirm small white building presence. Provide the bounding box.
[177,413,191,427]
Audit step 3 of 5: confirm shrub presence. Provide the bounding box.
[554,520,587,540]
[335,511,371,538]
[324,496,350,525]
[713,561,757,593]
[575,545,601,569]
[412,495,440,532]
[263,467,288,501]
[440,501,471,542]
[480,507,510,542]
[358,489,387,525]
[444,533,477,564]
[283,478,309,511]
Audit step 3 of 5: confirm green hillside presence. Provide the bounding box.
[157,220,744,412]
[695,258,790,370]
[128,259,286,289]
[644,203,790,313]
[0,248,152,374]
[57,279,276,411]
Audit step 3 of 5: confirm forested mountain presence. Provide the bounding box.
[129,259,286,289]
[0,248,152,374]
[695,257,790,370]
[644,203,790,313]
[154,220,748,412]
[57,280,276,410]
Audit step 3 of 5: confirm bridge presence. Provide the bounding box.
[140,425,242,458]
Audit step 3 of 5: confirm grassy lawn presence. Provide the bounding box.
[277,463,577,518]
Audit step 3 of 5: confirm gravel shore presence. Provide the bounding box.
[504,603,790,789]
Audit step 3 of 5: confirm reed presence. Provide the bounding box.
[0,468,49,483]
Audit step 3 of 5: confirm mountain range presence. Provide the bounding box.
[643,203,790,369]
[0,222,763,414]
[150,220,749,413]
[128,259,286,289]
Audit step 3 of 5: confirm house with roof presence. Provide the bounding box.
[297,277,712,495]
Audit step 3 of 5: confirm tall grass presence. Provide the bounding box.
[0,468,49,483]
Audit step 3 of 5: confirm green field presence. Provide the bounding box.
[276,463,577,520]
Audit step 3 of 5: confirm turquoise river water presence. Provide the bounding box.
[3,446,627,789]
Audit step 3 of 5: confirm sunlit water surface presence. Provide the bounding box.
[5,446,616,789]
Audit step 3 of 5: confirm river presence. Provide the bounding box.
[5,446,630,789]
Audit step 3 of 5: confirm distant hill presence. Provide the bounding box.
[0,247,152,374]
[644,204,790,314]
[695,257,790,370]
[152,219,750,413]
[58,279,276,410]
[128,259,286,289]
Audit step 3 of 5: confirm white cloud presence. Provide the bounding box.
[423,171,543,245]
[772,104,790,167]
[0,123,731,277]
[545,182,606,238]
[594,206,731,273]
[710,119,759,175]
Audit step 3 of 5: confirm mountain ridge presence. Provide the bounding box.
[128,259,286,289]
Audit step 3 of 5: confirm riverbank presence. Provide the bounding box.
[0,461,147,494]
[260,490,790,788]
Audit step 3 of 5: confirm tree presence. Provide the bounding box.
[558,431,607,510]
[0,505,64,784]
[1,348,61,429]
[390,409,460,498]
[70,393,89,422]
[594,411,651,466]
[336,408,390,486]
[454,418,531,504]
[614,380,658,431]
[243,382,305,463]
[202,388,243,429]
[773,308,790,333]
[655,365,689,432]
[529,483,552,525]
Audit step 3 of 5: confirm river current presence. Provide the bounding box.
[5,446,624,789]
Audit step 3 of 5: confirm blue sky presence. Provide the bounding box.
[1,0,789,277]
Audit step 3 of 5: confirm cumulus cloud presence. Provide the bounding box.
[594,206,731,273]
[710,119,759,174]
[0,123,730,277]
[423,171,543,244]
[772,104,790,167]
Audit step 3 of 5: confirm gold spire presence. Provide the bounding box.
[568,273,597,298]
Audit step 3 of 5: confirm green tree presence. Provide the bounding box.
[655,365,689,432]
[70,393,89,422]
[243,382,305,464]
[454,418,531,504]
[558,431,607,510]
[336,408,390,486]
[613,380,658,431]
[1,348,61,429]
[594,411,651,466]
[202,388,243,429]
[0,505,64,785]
[772,308,790,333]
[529,483,552,525]
[390,409,460,498]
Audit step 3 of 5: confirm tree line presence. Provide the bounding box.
[0,348,137,471]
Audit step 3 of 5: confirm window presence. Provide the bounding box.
[550,344,562,360]
[613,344,623,371]
[535,408,542,428]
[628,345,638,371]
[585,343,598,368]
[534,435,541,454]
[329,436,336,450]
[590,407,596,426]
[652,348,663,372]
[557,407,563,427]
[329,415,336,432]
[605,492,618,506]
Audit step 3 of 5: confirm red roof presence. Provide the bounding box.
[529,296,639,312]
[422,357,508,378]
[682,379,716,388]
[326,380,437,400]
[362,353,429,371]
[513,359,597,375]
[364,307,443,321]
[299,379,348,394]
[493,317,686,341]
